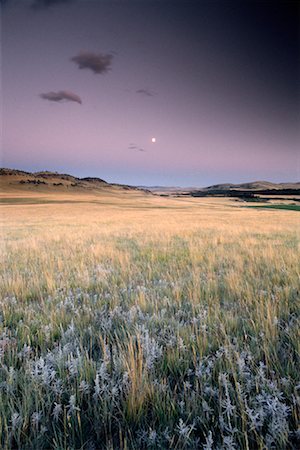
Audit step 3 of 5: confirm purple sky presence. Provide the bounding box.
[1,0,299,186]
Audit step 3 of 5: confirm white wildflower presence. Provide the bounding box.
[203,431,214,450]
[202,400,213,416]
[183,381,192,390]
[178,337,186,351]
[179,400,185,411]
[111,385,119,398]
[221,397,236,417]
[163,427,171,442]
[79,380,90,394]
[31,411,42,429]
[148,429,157,445]
[93,373,101,399]
[11,412,22,431]
[40,425,48,435]
[222,435,237,449]
[177,418,195,438]
[140,330,162,369]
[52,403,62,421]
[67,394,80,417]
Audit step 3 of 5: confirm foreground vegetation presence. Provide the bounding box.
[0,193,299,449]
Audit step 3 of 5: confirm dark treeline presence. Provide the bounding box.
[189,189,300,198]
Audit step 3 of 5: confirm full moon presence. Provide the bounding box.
[151,137,156,143]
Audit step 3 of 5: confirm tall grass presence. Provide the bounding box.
[0,196,299,449]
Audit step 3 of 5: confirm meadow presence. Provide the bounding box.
[0,191,299,449]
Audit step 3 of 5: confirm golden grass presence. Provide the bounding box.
[0,189,299,449]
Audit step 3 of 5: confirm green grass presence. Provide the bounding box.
[247,204,300,211]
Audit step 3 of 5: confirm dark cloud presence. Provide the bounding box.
[138,148,146,152]
[136,89,156,97]
[40,90,82,104]
[1,0,75,9]
[71,52,113,74]
[31,0,74,9]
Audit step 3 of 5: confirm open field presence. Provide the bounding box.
[0,188,299,449]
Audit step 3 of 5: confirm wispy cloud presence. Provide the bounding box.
[128,143,146,152]
[40,90,82,104]
[136,88,156,97]
[71,52,113,74]
[128,143,138,150]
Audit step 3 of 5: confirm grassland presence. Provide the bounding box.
[0,189,299,449]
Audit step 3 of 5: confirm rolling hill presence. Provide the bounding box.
[0,168,148,194]
[203,181,300,191]
[1,169,299,201]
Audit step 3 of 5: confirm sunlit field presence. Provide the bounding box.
[1,191,299,449]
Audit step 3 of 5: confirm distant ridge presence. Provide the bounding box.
[138,181,300,192]
[142,180,300,195]
[204,181,300,191]
[0,168,149,193]
[1,169,299,195]
[0,168,107,184]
